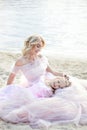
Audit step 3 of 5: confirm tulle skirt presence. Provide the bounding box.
[0,76,87,129]
[0,96,81,129]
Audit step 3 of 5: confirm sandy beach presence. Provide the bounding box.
[0,51,87,130]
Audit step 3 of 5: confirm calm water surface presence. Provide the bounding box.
[0,0,87,58]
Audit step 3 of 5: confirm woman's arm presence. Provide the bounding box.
[46,65,69,79]
[46,65,64,77]
[6,58,22,85]
[7,73,16,85]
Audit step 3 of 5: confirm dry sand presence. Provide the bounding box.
[0,51,87,130]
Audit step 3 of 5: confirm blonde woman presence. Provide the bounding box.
[6,35,66,98]
[0,35,71,124]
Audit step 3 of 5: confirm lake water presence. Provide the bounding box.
[0,0,87,58]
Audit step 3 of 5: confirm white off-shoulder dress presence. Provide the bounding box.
[0,55,87,129]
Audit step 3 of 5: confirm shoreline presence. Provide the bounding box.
[0,49,87,59]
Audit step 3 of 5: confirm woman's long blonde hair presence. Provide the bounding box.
[22,35,45,56]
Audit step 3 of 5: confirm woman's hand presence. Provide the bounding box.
[63,74,69,80]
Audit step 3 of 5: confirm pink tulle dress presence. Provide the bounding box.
[0,55,87,129]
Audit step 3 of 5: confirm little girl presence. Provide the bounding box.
[45,76,71,94]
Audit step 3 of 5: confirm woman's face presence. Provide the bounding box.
[30,41,43,55]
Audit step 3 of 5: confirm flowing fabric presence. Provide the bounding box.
[54,76,87,125]
[0,55,87,129]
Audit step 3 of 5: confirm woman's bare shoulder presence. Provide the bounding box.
[15,57,26,66]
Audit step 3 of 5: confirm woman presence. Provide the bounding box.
[0,35,87,129]
[6,35,66,98]
[0,35,68,121]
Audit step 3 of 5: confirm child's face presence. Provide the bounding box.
[51,77,71,90]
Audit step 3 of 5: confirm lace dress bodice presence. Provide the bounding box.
[12,56,49,84]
